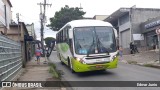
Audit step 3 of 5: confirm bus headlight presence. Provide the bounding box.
[75,57,86,64]
[111,55,117,61]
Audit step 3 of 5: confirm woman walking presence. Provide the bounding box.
[35,47,42,64]
[119,46,123,61]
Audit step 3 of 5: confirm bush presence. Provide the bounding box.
[48,63,61,79]
[127,61,137,64]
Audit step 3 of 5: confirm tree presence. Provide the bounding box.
[44,37,55,47]
[47,5,86,31]
[44,37,56,57]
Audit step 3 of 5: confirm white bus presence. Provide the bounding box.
[56,19,118,73]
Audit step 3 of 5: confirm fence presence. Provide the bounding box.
[0,35,22,81]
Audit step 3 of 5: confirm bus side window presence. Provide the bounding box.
[66,29,69,43]
[66,28,73,54]
[69,39,73,54]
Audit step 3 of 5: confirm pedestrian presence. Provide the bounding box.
[134,43,139,53]
[35,47,42,64]
[130,42,134,54]
[28,48,31,60]
[119,46,123,61]
[153,44,156,52]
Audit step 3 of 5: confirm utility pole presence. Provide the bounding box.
[4,5,7,35]
[37,0,52,57]
[79,3,83,10]
[16,13,20,42]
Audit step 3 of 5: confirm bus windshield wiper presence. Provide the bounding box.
[87,37,95,57]
[96,35,110,55]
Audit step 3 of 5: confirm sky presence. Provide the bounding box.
[10,0,160,40]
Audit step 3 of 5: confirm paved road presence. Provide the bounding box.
[49,51,160,90]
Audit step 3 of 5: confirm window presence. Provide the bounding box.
[56,27,69,43]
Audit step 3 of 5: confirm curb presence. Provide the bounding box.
[48,57,73,90]
[60,77,74,90]
[137,63,160,69]
[125,60,160,69]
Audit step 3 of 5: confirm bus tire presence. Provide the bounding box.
[59,54,65,65]
[68,58,75,73]
[60,61,65,65]
[99,69,106,72]
[58,53,61,60]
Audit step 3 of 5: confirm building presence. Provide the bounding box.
[141,16,160,50]
[26,23,36,39]
[0,0,12,34]
[105,7,160,54]
[93,15,108,21]
[9,22,32,67]
[26,23,36,57]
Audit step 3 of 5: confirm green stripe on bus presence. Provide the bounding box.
[60,43,69,52]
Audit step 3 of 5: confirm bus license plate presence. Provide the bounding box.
[96,65,103,68]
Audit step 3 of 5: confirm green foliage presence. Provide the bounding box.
[127,61,137,64]
[47,5,86,31]
[48,63,61,79]
[44,37,55,47]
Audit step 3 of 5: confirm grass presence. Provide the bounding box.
[48,63,61,79]
[127,61,138,64]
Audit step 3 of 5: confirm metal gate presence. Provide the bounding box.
[0,35,22,81]
[121,29,131,48]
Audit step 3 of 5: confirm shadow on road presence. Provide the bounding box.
[76,70,115,77]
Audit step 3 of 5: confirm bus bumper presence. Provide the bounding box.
[71,57,118,72]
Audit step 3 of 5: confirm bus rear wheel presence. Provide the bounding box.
[60,61,65,65]
[59,54,65,65]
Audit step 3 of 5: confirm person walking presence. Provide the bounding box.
[134,43,139,53]
[35,47,42,64]
[28,48,31,61]
[130,42,134,54]
[119,46,123,61]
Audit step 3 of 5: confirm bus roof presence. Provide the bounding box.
[66,19,112,28]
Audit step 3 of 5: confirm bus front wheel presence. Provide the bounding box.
[68,58,75,73]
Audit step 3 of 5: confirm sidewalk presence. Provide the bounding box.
[4,57,62,90]
[18,57,54,81]
[121,50,160,68]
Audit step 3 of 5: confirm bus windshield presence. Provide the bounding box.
[74,26,116,55]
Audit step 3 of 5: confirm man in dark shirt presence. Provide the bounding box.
[130,42,134,54]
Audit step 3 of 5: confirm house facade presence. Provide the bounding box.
[9,22,32,67]
[0,0,12,34]
[26,23,36,57]
[93,15,108,21]
[141,16,160,50]
[105,8,160,54]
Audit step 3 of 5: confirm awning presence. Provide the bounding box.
[24,35,33,41]
[105,8,130,22]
